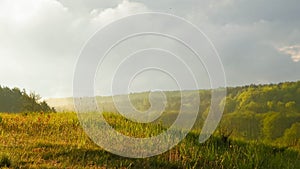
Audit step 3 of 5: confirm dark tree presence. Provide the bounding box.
[0,86,55,113]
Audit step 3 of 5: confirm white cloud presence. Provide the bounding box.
[0,0,69,25]
[90,0,148,27]
[278,45,300,62]
[0,0,149,97]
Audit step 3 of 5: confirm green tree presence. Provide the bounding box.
[0,86,55,113]
[283,122,300,146]
[285,101,296,112]
[263,112,300,141]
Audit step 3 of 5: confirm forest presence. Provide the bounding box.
[220,81,300,145]
[92,81,300,146]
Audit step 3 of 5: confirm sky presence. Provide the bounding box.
[0,0,300,98]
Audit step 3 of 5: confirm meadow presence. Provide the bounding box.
[1,112,300,169]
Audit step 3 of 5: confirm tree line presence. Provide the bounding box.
[219,81,300,146]
[96,81,300,146]
[0,86,55,113]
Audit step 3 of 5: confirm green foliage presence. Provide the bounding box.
[221,96,237,114]
[221,112,263,140]
[216,81,300,144]
[285,101,296,112]
[283,122,300,146]
[0,154,11,168]
[223,81,300,114]
[262,112,300,141]
[0,85,55,113]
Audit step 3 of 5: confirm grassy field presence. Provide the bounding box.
[0,112,300,169]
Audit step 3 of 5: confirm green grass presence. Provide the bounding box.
[0,112,300,168]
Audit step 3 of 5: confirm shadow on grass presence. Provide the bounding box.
[41,146,180,169]
[16,134,300,169]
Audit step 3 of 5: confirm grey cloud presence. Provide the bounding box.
[207,0,300,24]
[0,0,300,97]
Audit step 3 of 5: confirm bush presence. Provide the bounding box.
[0,154,11,168]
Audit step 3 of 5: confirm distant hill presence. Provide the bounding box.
[46,81,300,144]
[46,97,74,112]
[47,81,300,115]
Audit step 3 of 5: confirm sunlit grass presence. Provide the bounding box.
[0,112,299,168]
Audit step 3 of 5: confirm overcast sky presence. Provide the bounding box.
[0,0,299,98]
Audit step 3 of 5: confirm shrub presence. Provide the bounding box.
[0,154,11,168]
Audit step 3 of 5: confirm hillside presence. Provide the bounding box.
[47,81,300,115]
[46,81,300,145]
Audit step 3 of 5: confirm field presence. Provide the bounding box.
[1,112,300,169]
